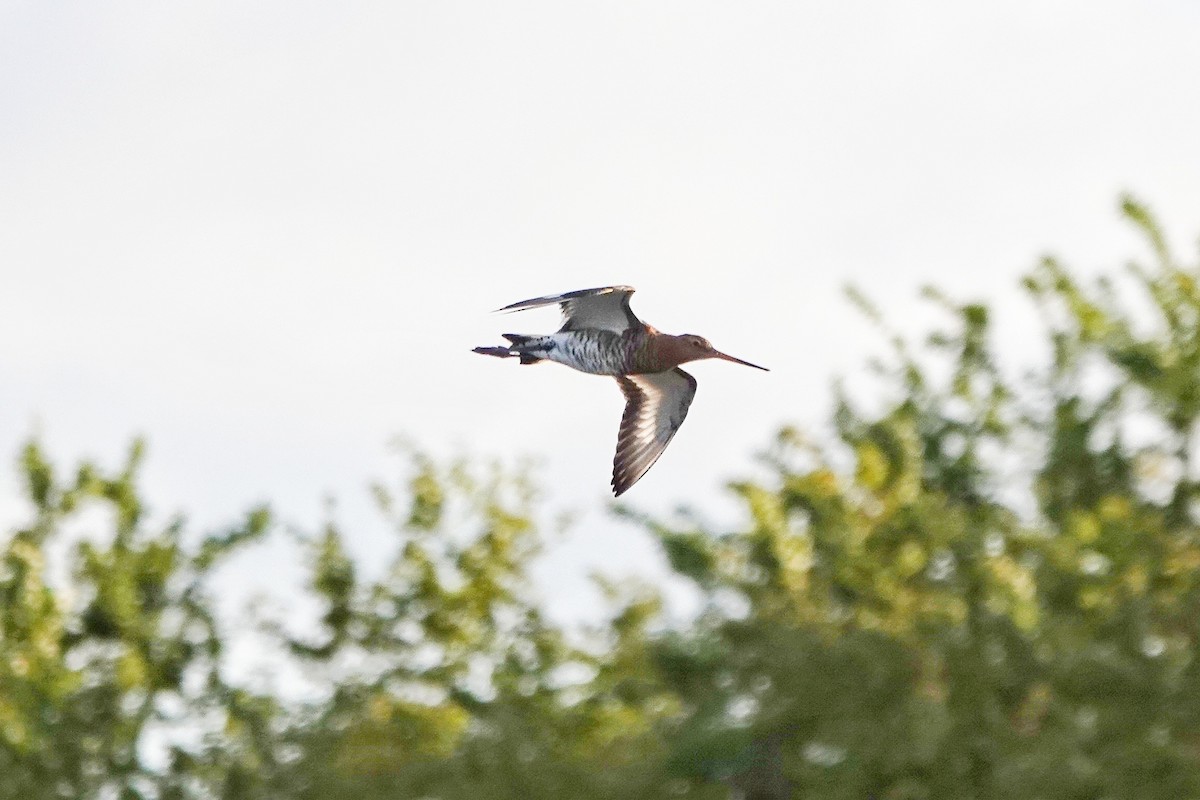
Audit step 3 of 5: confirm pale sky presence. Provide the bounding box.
[4,1,1200,623]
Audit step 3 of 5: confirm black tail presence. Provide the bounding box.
[503,334,544,363]
[473,333,543,364]
[473,346,514,358]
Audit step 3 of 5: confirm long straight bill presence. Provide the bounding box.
[714,351,769,371]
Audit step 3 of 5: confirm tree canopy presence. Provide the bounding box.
[4,198,1200,799]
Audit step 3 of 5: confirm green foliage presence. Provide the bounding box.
[4,197,1200,798]
[0,439,269,799]
[635,196,1200,799]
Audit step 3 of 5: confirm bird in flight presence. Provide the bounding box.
[473,285,768,496]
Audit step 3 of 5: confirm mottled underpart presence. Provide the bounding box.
[503,328,656,375]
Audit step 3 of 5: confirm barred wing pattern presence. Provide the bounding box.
[611,368,698,496]
[496,285,641,334]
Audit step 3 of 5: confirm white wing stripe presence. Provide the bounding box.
[495,286,641,334]
[611,368,698,496]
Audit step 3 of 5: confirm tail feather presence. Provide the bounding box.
[473,333,544,364]
[473,346,514,358]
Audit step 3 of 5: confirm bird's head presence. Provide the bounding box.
[668,334,769,371]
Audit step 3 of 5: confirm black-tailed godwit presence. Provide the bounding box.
[473,285,768,496]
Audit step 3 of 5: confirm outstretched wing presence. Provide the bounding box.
[611,368,698,496]
[496,285,641,334]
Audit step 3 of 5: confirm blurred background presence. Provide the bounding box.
[4,2,1200,798]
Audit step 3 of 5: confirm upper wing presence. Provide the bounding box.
[496,285,641,334]
[611,368,698,496]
